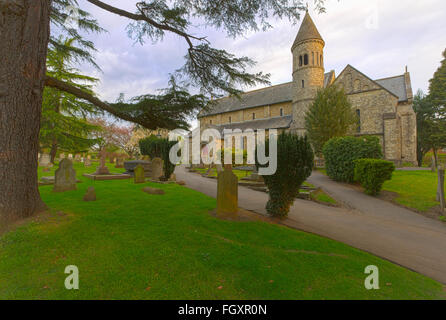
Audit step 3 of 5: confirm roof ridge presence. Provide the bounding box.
[375,74,405,81]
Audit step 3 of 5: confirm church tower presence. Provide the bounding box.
[290,12,325,135]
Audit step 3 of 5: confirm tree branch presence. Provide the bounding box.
[44,75,137,124]
[86,0,202,48]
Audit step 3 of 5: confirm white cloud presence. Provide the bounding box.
[76,0,446,128]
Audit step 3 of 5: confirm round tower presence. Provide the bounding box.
[290,12,325,136]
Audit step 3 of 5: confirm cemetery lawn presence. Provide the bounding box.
[382,170,440,212]
[0,163,444,299]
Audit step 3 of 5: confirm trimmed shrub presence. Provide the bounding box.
[354,159,395,195]
[256,133,314,218]
[139,135,177,180]
[323,136,383,183]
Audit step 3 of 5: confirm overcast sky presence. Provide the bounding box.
[75,0,446,128]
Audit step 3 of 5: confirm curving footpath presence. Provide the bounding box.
[176,166,446,284]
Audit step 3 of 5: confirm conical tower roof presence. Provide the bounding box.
[292,12,324,48]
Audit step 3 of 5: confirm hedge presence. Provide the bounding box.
[354,159,395,196]
[322,136,383,183]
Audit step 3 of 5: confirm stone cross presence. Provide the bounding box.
[53,159,77,192]
[134,165,145,184]
[217,165,238,216]
[95,149,110,175]
[437,167,445,212]
[151,157,164,181]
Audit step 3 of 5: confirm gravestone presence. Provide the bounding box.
[74,154,81,162]
[68,154,73,159]
[84,158,91,167]
[39,153,51,167]
[134,165,145,184]
[53,159,77,192]
[95,149,110,175]
[437,167,445,212]
[142,187,165,195]
[59,153,66,159]
[151,157,164,181]
[83,186,97,202]
[217,165,238,216]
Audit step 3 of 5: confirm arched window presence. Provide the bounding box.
[316,52,319,65]
[302,80,305,88]
[356,109,361,133]
[299,55,303,67]
[280,108,284,117]
[304,54,309,65]
[320,55,323,66]
[312,52,315,65]
[228,116,231,123]
[252,113,256,120]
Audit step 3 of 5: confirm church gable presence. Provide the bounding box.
[334,65,386,95]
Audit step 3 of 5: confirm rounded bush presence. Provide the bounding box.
[323,136,383,183]
[354,159,395,195]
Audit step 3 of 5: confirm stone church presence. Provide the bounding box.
[198,12,417,165]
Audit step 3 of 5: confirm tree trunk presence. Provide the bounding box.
[0,1,51,224]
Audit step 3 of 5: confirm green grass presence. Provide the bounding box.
[0,163,444,299]
[382,171,440,212]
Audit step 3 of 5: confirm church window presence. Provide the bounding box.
[317,52,319,65]
[210,119,212,125]
[312,52,315,65]
[280,108,284,116]
[229,116,231,123]
[302,80,305,88]
[356,109,361,133]
[252,113,256,120]
[304,54,309,65]
[299,55,303,67]
[320,55,323,66]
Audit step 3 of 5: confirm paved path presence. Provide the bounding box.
[176,166,446,284]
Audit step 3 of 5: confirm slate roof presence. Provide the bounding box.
[211,115,293,133]
[375,75,408,102]
[292,12,324,48]
[200,72,335,118]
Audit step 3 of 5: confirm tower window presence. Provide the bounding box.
[356,109,361,133]
[252,113,256,120]
[299,55,303,67]
[320,55,323,66]
[317,53,319,65]
[304,54,309,65]
[312,52,315,65]
[280,108,284,117]
[229,116,231,123]
[210,119,212,125]
[302,80,305,88]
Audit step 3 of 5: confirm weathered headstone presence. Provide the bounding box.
[83,186,97,202]
[59,153,66,159]
[134,165,145,184]
[217,165,238,216]
[68,154,73,159]
[53,159,77,192]
[151,157,164,181]
[39,153,51,167]
[84,158,91,167]
[74,154,81,162]
[437,167,445,212]
[95,149,110,175]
